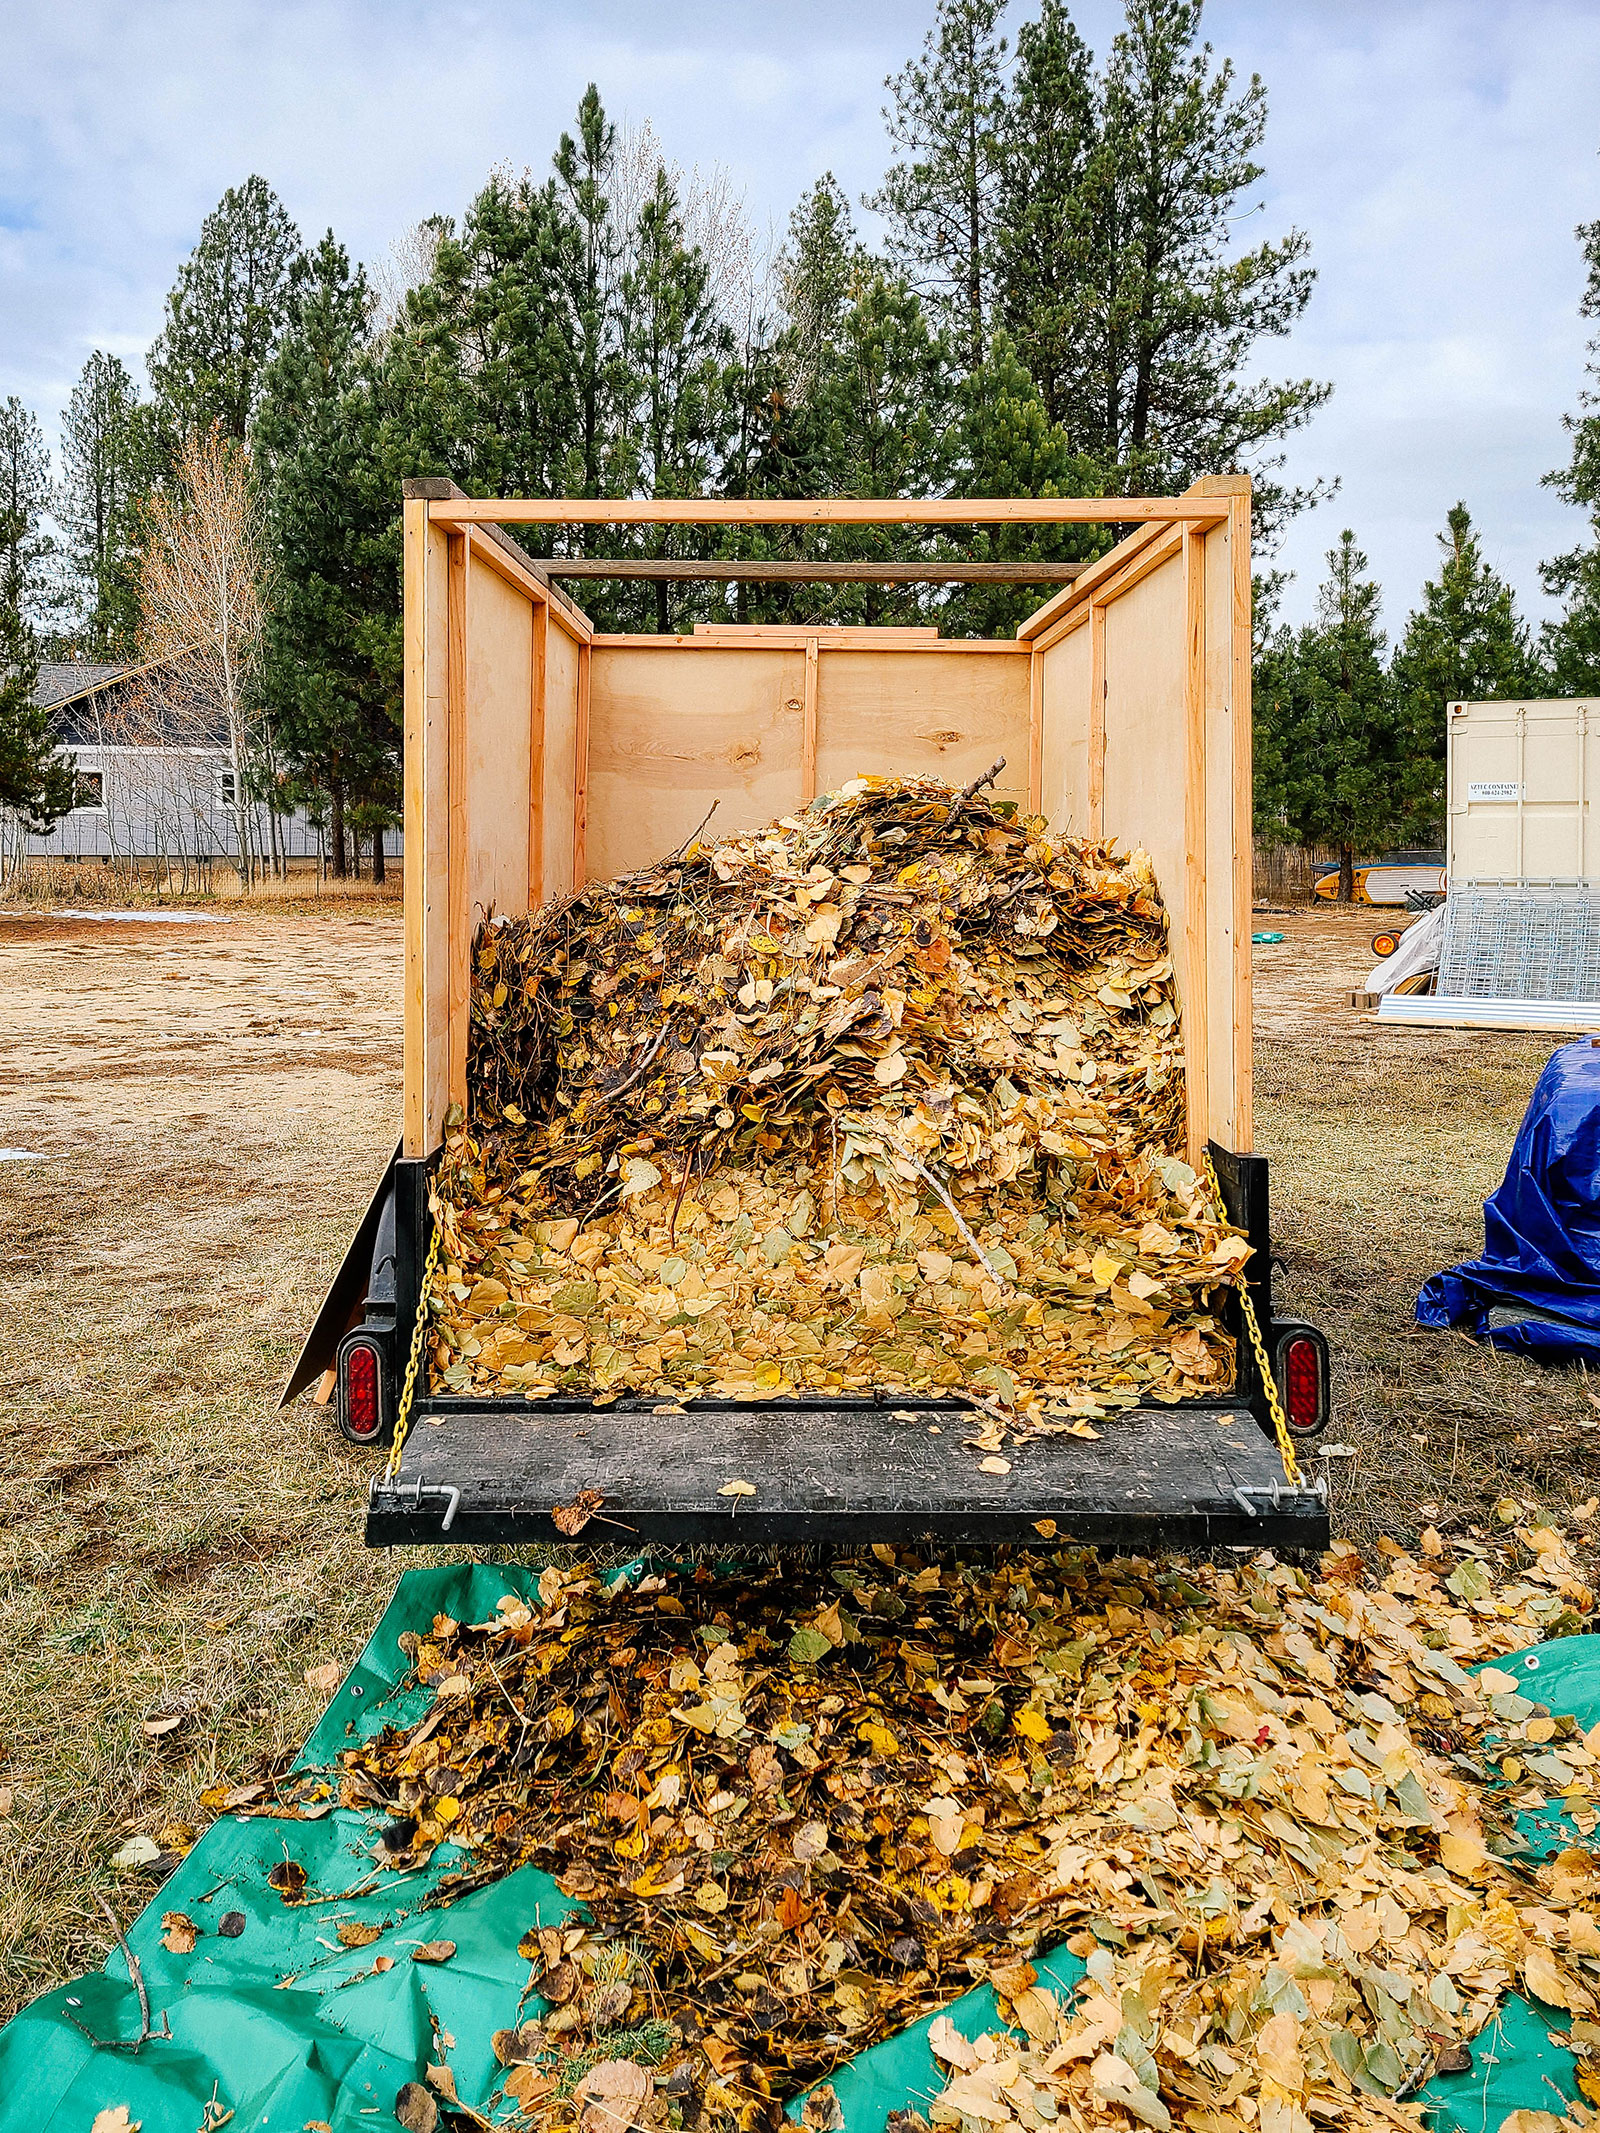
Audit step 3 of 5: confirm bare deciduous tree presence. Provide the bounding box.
[136,425,270,885]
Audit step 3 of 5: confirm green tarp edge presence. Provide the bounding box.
[1,1564,1594,2132]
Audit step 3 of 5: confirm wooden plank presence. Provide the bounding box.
[1229,489,1254,1151]
[813,647,1030,804]
[428,496,1232,529]
[694,621,940,642]
[1087,604,1106,836]
[528,599,547,908]
[1027,647,1043,815]
[585,642,807,880]
[465,552,534,925]
[588,632,1023,653]
[1030,526,1183,655]
[368,1396,1327,1550]
[801,637,819,803]
[1037,613,1091,834]
[466,524,550,609]
[1017,522,1167,641]
[446,530,470,1118]
[402,500,430,1156]
[1182,529,1209,1166]
[541,558,1088,584]
[573,638,592,889]
[541,623,581,903]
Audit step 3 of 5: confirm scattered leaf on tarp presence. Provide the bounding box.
[159,1910,197,1954]
[393,2083,437,2133]
[90,2112,140,2133]
[266,1859,307,1903]
[335,1919,383,1948]
[411,1939,456,1964]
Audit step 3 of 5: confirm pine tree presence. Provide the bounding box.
[56,351,143,657]
[941,328,1103,637]
[0,599,76,828]
[1543,217,1600,692]
[1390,504,1537,834]
[147,176,303,446]
[617,167,738,627]
[0,395,70,643]
[993,0,1097,430]
[1255,532,1417,900]
[553,86,626,504]
[256,235,401,879]
[1066,0,1327,532]
[868,0,1011,376]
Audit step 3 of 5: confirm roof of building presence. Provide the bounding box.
[34,654,229,750]
[33,661,132,711]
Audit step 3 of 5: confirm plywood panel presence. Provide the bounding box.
[1038,615,1091,835]
[465,554,533,927]
[403,502,453,1157]
[813,648,1030,805]
[542,619,582,903]
[586,642,808,880]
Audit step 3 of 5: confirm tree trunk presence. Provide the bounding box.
[372,828,386,886]
[1338,843,1355,903]
[329,779,347,879]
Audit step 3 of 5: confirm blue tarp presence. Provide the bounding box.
[1417,1037,1600,1362]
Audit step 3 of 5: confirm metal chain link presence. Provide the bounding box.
[1202,1150,1302,1489]
[386,1216,442,1481]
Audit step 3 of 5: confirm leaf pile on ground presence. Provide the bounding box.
[428,771,1245,1423]
[253,1519,1600,2128]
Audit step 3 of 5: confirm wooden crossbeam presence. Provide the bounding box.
[533,558,1087,584]
[424,496,1227,528]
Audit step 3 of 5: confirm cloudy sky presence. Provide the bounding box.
[3,0,1597,630]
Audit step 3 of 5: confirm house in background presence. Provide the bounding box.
[12,660,398,876]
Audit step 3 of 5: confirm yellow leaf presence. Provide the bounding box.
[1014,1708,1053,1743]
[857,1719,900,1757]
[1091,1249,1121,1290]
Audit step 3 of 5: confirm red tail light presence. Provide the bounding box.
[344,1342,381,1438]
[1282,1334,1322,1433]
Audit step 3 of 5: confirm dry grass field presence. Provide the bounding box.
[0,895,1594,2015]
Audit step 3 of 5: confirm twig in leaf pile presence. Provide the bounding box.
[668,798,719,860]
[949,754,1007,820]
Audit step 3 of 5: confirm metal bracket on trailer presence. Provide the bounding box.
[373,1473,462,1532]
[1230,1475,1329,1519]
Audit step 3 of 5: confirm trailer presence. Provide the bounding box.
[286,477,1331,1552]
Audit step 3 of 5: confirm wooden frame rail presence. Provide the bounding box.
[426,496,1229,528]
[532,559,1088,584]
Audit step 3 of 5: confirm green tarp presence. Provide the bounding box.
[1,1563,1593,2131]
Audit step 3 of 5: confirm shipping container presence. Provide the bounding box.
[1448,698,1600,883]
[289,477,1330,1553]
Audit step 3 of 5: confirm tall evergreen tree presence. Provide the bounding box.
[1391,504,1537,834]
[1543,216,1600,693]
[1254,532,1417,900]
[56,351,143,657]
[257,235,400,878]
[994,0,1097,430]
[0,397,64,635]
[0,400,75,825]
[1065,0,1327,531]
[147,176,302,446]
[618,168,738,626]
[868,0,1011,376]
[0,601,75,829]
[553,86,626,505]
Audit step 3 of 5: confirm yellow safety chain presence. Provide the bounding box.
[1203,1150,1303,1489]
[386,1216,442,1481]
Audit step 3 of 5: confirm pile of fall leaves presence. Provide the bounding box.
[250,1520,1600,2132]
[425,772,1249,1423]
